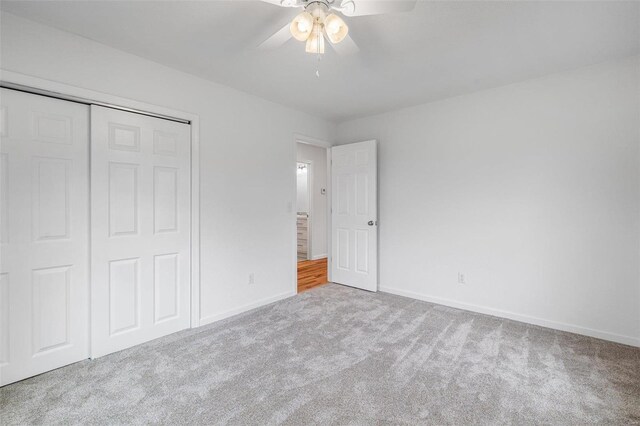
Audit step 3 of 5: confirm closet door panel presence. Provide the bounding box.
[0,89,89,386]
[91,106,190,358]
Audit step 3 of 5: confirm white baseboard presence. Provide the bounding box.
[198,290,296,327]
[380,286,640,348]
[311,254,328,260]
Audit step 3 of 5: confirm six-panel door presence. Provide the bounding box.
[90,106,191,358]
[0,89,90,386]
[331,140,378,292]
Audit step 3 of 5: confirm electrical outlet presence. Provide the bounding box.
[248,272,255,285]
[458,273,466,284]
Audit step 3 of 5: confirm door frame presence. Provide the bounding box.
[0,70,203,333]
[293,134,332,294]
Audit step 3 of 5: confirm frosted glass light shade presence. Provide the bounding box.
[305,23,325,54]
[290,12,314,41]
[324,13,348,44]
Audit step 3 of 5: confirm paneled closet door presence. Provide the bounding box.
[0,89,90,386]
[90,106,191,358]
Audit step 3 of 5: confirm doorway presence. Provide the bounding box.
[293,137,379,295]
[296,140,329,293]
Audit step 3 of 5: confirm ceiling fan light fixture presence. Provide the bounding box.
[324,13,348,44]
[305,22,325,54]
[290,12,314,41]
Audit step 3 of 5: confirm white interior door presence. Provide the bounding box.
[0,89,90,385]
[91,106,191,358]
[331,140,378,291]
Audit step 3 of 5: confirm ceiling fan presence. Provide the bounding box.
[258,0,417,55]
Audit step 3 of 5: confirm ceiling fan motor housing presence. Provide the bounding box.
[306,1,330,22]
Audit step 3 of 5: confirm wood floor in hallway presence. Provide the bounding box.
[297,258,328,293]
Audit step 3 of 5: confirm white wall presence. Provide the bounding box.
[337,57,640,346]
[297,142,328,259]
[0,12,335,325]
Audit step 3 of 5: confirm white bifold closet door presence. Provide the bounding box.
[0,89,90,386]
[90,106,191,358]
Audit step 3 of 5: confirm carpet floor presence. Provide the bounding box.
[1,284,639,425]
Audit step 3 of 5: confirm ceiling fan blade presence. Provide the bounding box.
[339,0,417,17]
[329,34,359,56]
[258,24,292,50]
[259,0,304,8]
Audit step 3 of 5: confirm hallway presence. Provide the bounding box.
[297,258,328,293]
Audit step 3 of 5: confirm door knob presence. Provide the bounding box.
[368,221,375,226]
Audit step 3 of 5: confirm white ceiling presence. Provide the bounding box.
[2,1,638,122]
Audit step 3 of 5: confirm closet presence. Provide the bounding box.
[0,88,192,385]
[0,89,90,386]
[90,106,191,358]
[296,162,310,261]
[297,213,308,260]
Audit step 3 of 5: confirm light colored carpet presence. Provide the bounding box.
[1,284,639,425]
